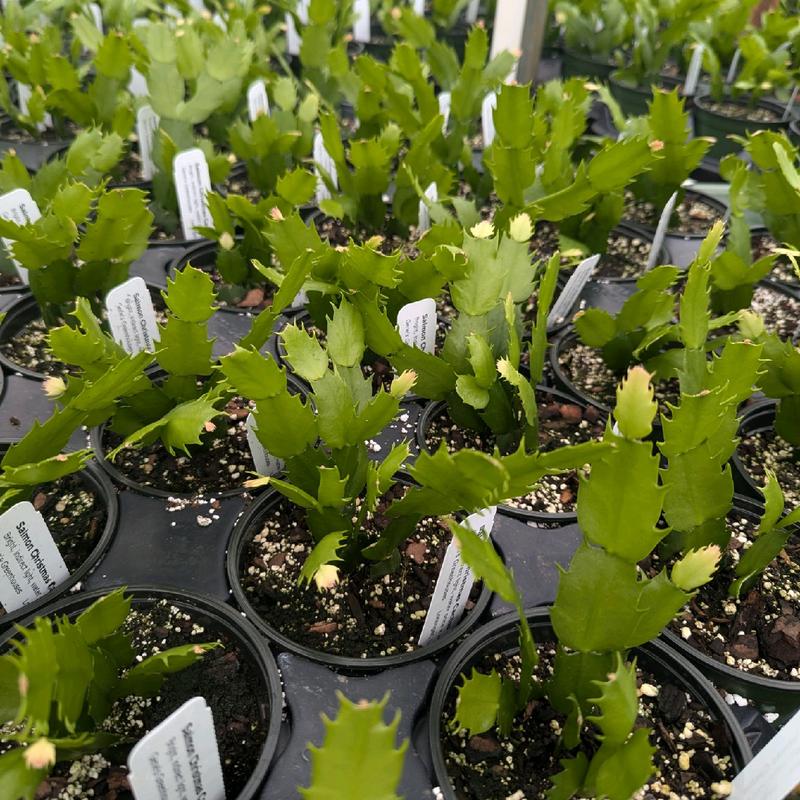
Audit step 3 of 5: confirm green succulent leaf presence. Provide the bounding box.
[452,668,502,735]
[300,692,407,800]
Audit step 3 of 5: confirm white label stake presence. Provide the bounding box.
[105,277,160,355]
[465,0,480,23]
[726,48,741,85]
[136,105,159,181]
[438,91,451,134]
[173,148,213,241]
[683,44,704,97]
[397,298,437,353]
[285,0,309,56]
[417,182,438,233]
[547,254,600,331]
[0,502,68,614]
[247,79,270,122]
[418,507,497,646]
[353,0,371,42]
[481,91,498,147]
[782,85,797,122]
[17,84,51,131]
[490,0,527,82]
[413,0,425,15]
[0,188,41,284]
[647,190,679,269]
[730,707,800,799]
[128,697,225,800]
[88,2,103,31]
[313,132,338,204]
[245,413,284,477]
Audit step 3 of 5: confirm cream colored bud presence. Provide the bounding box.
[313,564,340,591]
[219,232,235,251]
[24,738,55,770]
[42,377,66,399]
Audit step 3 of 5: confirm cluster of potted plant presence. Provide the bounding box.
[0,0,797,797]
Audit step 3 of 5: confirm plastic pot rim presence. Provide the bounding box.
[415,389,606,525]
[225,485,492,672]
[0,584,283,800]
[427,607,753,799]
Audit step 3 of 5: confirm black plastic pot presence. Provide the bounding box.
[0,447,119,629]
[428,608,753,799]
[626,189,728,269]
[226,486,492,671]
[0,119,72,172]
[790,118,800,145]
[661,493,800,716]
[0,293,52,380]
[416,388,606,526]
[731,401,785,501]
[560,48,615,81]
[89,373,308,501]
[556,222,669,291]
[608,75,683,118]
[0,585,283,800]
[548,327,613,412]
[693,94,793,160]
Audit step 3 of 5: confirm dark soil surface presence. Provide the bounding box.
[238,484,481,659]
[0,270,23,288]
[0,317,68,377]
[699,99,782,123]
[592,230,654,279]
[30,599,269,799]
[737,427,800,505]
[109,149,146,186]
[442,643,736,799]
[557,339,681,411]
[102,397,255,496]
[315,215,418,257]
[0,290,168,376]
[0,119,78,143]
[654,510,800,681]
[0,472,107,617]
[423,393,606,516]
[623,191,723,236]
[751,230,799,288]
[750,283,800,342]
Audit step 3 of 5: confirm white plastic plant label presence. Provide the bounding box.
[726,48,741,85]
[647,190,679,269]
[0,187,41,284]
[417,181,438,233]
[285,0,309,56]
[481,91,498,147]
[247,79,270,122]
[128,697,225,800]
[0,501,69,614]
[418,507,497,646]
[438,91,451,133]
[173,147,213,241]
[245,413,284,477]
[313,131,338,204]
[547,253,600,331]
[128,67,148,97]
[353,0,371,42]
[489,0,526,81]
[782,85,798,122]
[683,44,704,97]
[89,2,103,31]
[465,0,480,23]
[17,83,52,131]
[413,0,425,15]
[105,277,160,355]
[136,105,159,181]
[397,297,437,353]
[730,707,800,799]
